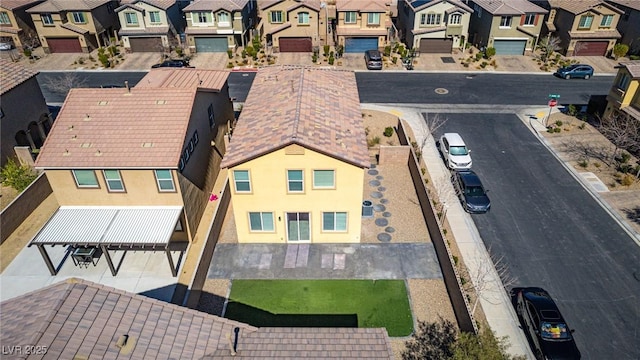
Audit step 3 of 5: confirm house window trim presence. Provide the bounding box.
[193,11,212,26]
[248,212,275,232]
[367,12,380,25]
[154,169,176,192]
[449,13,461,25]
[0,12,11,25]
[218,11,231,27]
[287,169,305,193]
[72,12,86,24]
[233,169,252,193]
[578,15,593,29]
[124,12,139,26]
[600,14,613,28]
[102,169,126,192]
[298,11,310,25]
[149,11,161,24]
[523,13,536,26]
[41,13,54,26]
[72,170,99,188]
[499,16,512,28]
[322,211,348,232]
[270,10,283,24]
[312,169,335,189]
[344,11,356,24]
[422,12,441,26]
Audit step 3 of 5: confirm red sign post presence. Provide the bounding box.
[546,99,558,127]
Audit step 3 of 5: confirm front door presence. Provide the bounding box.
[286,212,310,242]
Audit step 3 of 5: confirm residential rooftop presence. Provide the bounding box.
[472,0,548,14]
[547,0,623,14]
[0,58,40,95]
[183,0,250,12]
[27,0,112,12]
[135,68,230,92]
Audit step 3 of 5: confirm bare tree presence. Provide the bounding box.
[537,35,561,62]
[43,73,88,94]
[597,112,640,162]
[19,28,40,52]
[432,173,457,221]
[420,112,447,151]
[463,247,517,315]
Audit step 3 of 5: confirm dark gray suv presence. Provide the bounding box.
[364,50,382,70]
[452,170,490,214]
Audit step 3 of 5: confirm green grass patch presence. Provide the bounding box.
[225,280,413,336]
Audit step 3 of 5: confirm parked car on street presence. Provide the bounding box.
[451,170,490,213]
[0,41,13,51]
[364,50,382,70]
[512,287,582,360]
[151,59,193,68]
[554,64,594,79]
[438,132,472,170]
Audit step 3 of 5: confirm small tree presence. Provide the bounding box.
[538,35,561,63]
[402,318,457,360]
[597,112,640,162]
[1,158,38,192]
[484,47,496,59]
[43,72,88,94]
[451,326,526,360]
[613,43,629,60]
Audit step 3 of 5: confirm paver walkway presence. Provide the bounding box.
[208,243,442,280]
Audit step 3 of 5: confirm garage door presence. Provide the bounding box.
[574,41,608,56]
[419,38,453,53]
[278,37,312,52]
[195,37,228,52]
[129,37,163,52]
[493,40,526,55]
[345,37,378,53]
[47,38,82,53]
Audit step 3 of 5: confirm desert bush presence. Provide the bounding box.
[620,174,635,186]
[484,47,496,59]
[613,43,629,59]
[555,120,563,126]
[383,127,394,137]
[578,159,589,168]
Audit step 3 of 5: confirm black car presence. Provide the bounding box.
[513,287,581,360]
[151,59,193,68]
[451,170,490,213]
[364,49,382,70]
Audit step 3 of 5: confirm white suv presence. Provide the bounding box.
[439,133,472,170]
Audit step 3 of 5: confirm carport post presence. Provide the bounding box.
[36,244,57,275]
[101,245,117,276]
[166,249,177,277]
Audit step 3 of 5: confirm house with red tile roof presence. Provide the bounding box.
[0,0,44,50]
[0,58,50,167]
[116,0,186,53]
[220,66,368,243]
[335,0,391,53]
[30,68,234,276]
[257,0,328,52]
[0,278,394,359]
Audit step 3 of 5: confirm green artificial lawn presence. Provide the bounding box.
[224,280,413,337]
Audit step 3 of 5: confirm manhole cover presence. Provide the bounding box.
[441,56,455,63]
[377,186,386,192]
[434,88,449,95]
[382,212,391,217]
[368,169,379,175]
[377,233,392,242]
[371,191,383,199]
[375,218,388,227]
[385,227,395,233]
[369,180,381,186]
[380,199,389,204]
[376,175,384,180]
[373,204,386,212]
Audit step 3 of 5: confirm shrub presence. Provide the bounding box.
[555,120,563,126]
[578,159,589,168]
[617,152,631,164]
[568,104,578,116]
[328,54,334,65]
[241,49,247,58]
[553,127,561,133]
[620,174,635,186]
[392,56,398,64]
[593,162,601,168]
[613,43,629,59]
[227,49,233,59]
[323,44,330,57]
[1,158,37,192]
[251,35,261,51]
[578,122,586,130]
[176,48,183,57]
[227,62,234,68]
[23,48,32,57]
[452,255,459,266]
[312,53,318,63]
[484,47,496,59]
[630,55,640,60]
[475,52,484,61]
[480,61,487,68]
[383,45,391,57]
[383,127,394,137]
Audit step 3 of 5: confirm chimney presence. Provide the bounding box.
[125,80,130,92]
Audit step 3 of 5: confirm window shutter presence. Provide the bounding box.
[520,15,525,25]
[534,14,539,25]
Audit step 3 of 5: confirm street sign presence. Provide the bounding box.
[548,99,557,107]
[549,94,561,99]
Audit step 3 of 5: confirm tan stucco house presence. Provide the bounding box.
[397,0,473,53]
[220,66,368,244]
[26,0,120,53]
[605,61,640,123]
[607,0,640,56]
[466,0,547,55]
[335,0,391,53]
[183,0,257,54]
[0,0,44,50]
[31,68,234,276]
[257,0,327,52]
[116,0,186,53]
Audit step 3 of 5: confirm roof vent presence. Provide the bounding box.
[84,114,91,121]
[68,125,74,131]
[156,100,167,105]
[63,149,70,156]
[80,143,92,148]
[141,142,153,148]
[98,101,108,105]
[115,334,136,355]
[71,135,77,140]
[95,150,102,156]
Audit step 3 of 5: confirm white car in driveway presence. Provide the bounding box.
[439,132,472,170]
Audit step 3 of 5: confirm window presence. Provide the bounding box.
[208,104,214,127]
[103,170,124,192]
[449,13,461,25]
[323,212,347,231]
[313,170,335,188]
[194,11,211,24]
[218,11,230,26]
[427,13,441,25]
[0,12,11,25]
[345,11,356,24]
[41,13,54,25]
[270,10,283,23]
[523,13,535,26]
[72,170,98,188]
[367,13,380,25]
[578,15,593,29]
[72,12,86,24]
[287,170,304,192]
[125,12,138,26]
[249,212,275,232]
[175,219,183,231]
[500,16,512,27]
[600,14,613,27]
[155,169,175,192]
[617,73,630,90]
[149,11,161,23]
[298,12,309,25]
[233,170,251,192]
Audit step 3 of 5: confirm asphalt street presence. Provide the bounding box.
[434,113,640,360]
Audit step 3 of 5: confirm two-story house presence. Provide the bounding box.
[183,0,257,54]
[116,0,186,53]
[534,0,623,56]
[466,0,547,55]
[257,0,326,52]
[31,68,235,276]
[398,0,473,53]
[607,0,640,55]
[220,66,368,243]
[26,0,120,53]
[335,0,390,52]
[0,58,50,167]
[0,0,44,50]
[605,61,640,124]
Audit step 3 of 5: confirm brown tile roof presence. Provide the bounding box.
[472,0,548,14]
[119,25,171,35]
[34,87,196,169]
[406,0,473,13]
[60,22,90,34]
[0,279,394,359]
[135,68,230,92]
[337,0,387,12]
[0,0,44,10]
[548,0,624,14]
[618,60,640,77]
[568,28,621,38]
[608,0,640,11]
[119,0,177,10]
[220,66,369,169]
[183,0,249,12]
[0,25,21,33]
[26,0,111,12]
[0,58,39,95]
